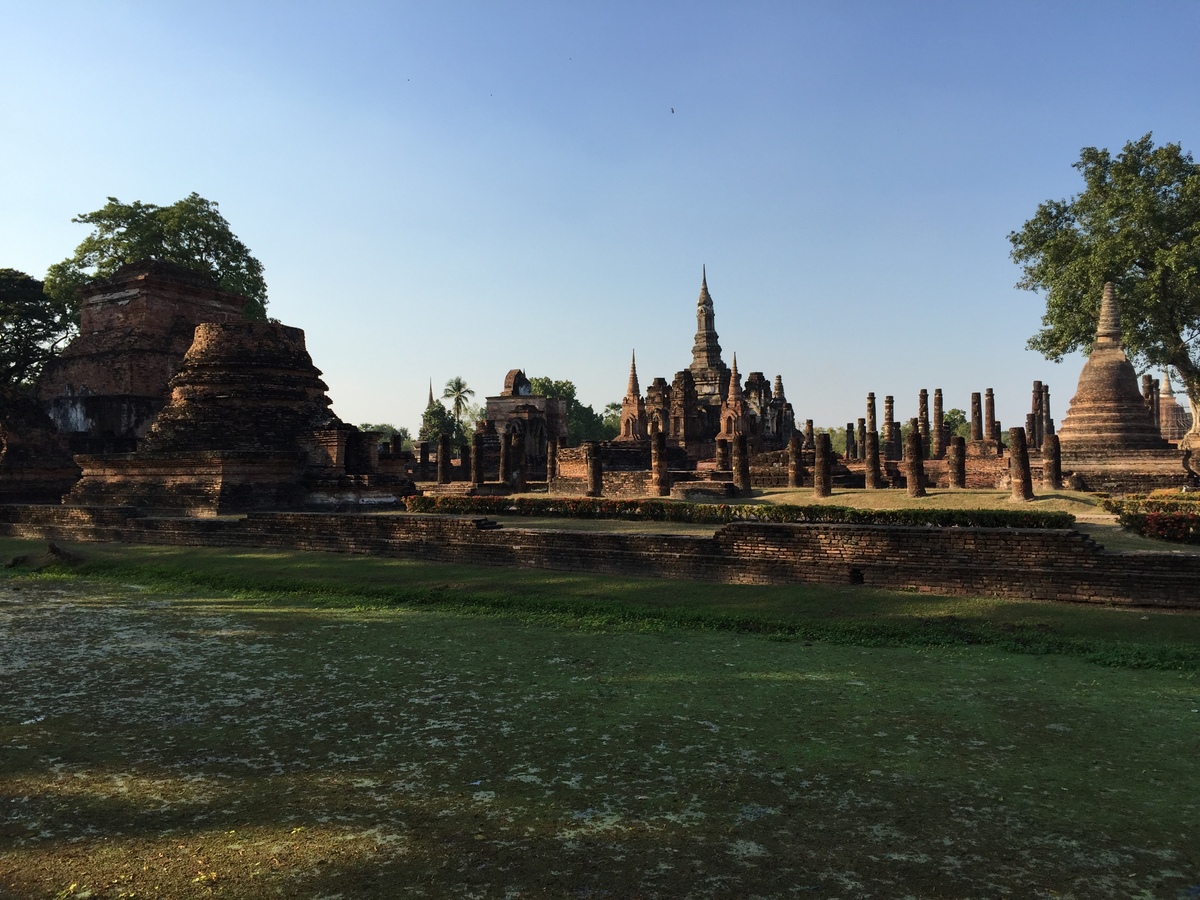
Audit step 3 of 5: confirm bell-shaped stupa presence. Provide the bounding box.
[1057,283,1166,454]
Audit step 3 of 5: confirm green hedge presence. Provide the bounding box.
[1100,494,1200,544]
[404,495,1075,529]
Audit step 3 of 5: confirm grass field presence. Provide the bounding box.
[2,537,1199,899]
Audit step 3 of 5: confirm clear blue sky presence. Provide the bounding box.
[3,1,1198,435]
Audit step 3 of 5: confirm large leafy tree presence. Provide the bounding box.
[0,269,75,386]
[45,193,268,320]
[528,376,618,444]
[1009,133,1200,444]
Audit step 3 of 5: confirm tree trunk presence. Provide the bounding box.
[1172,357,1200,450]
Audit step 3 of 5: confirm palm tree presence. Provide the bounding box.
[442,376,475,427]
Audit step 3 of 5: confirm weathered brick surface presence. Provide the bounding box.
[1,505,1195,608]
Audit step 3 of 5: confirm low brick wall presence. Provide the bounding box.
[0,504,1195,608]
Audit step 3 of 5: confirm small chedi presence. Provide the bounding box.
[36,260,248,453]
[64,321,404,515]
[1054,282,1187,490]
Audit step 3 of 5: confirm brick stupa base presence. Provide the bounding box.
[65,322,410,515]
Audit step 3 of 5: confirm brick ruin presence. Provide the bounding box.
[1052,283,1189,491]
[615,270,795,456]
[36,260,248,453]
[0,260,414,513]
[0,387,80,503]
[65,322,408,514]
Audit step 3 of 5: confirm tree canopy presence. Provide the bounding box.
[45,193,269,320]
[529,376,619,444]
[0,269,75,386]
[1009,133,1200,438]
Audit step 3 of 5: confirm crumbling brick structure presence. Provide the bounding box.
[36,260,248,453]
[65,322,407,514]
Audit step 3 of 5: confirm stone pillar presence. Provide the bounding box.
[864,431,882,490]
[547,435,558,481]
[970,392,983,441]
[787,435,804,488]
[732,434,751,495]
[436,433,452,484]
[1008,427,1034,502]
[985,388,997,443]
[715,438,730,471]
[1042,433,1061,490]
[845,423,856,461]
[470,433,484,485]
[883,396,898,460]
[1025,414,1037,449]
[931,388,945,459]
[418,440,431,477]
[918,390,930,458]
[585,441,603,497]
[511,432,527,492]
[947,436,966,488]
[1031,381,1044,449]
[856,418,867,461]
[905,418,926,498]
[1141,374,1155,417]
[458,442,471,483]
[651,430,670,496]
[803,419,815,450]
[866,392,877,435]
[813,432,832,498]
[498,432,512,485]
[1042,384,1054,437]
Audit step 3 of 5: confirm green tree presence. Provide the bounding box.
[602,401,621,435]
[528,376,618,444]
[0,269,76,386]
[442,376,475,428]
[45,193,268,320]
[418,401,455,444]
[1009,133,1200,444]
[943,408,971,440]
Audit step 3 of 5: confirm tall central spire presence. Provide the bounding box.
[625,350,640,399]
[691,265,724,372]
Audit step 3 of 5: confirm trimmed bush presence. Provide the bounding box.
[404,495,1075,529]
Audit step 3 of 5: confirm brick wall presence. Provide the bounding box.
[1,504,1195,608]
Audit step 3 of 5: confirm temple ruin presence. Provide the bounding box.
[65,322,407,514]
[36,260,248,453]
[616,269,795,456]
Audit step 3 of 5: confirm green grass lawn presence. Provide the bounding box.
[2,538,1198,898]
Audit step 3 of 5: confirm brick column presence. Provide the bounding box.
[813,433,832,498]
[585,441,602,497]
[651,431,670,497]
[905,418,926,497]
[947,436,966,488]
[1008,427,1034,502]
[1042,433,1061,490]
[864,431,882,490]
[470,433,484,485]
[787,435,804,488]
[932,388,945,459]
[732,434,751,496]
[436,434,451,484]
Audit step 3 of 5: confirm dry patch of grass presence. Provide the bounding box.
[2,567,1199,898]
